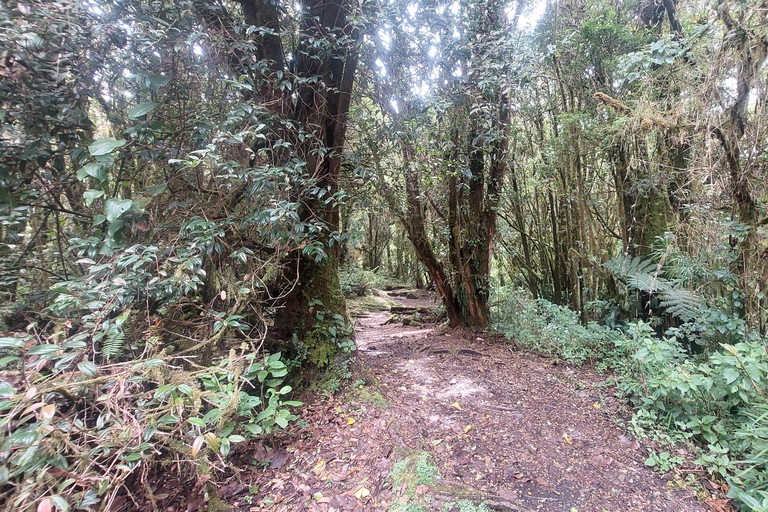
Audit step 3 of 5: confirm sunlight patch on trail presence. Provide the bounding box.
[398,359,488,400]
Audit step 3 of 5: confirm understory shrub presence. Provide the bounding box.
[339,265,381,297]
[495,287,622,367]
[617,321,768,510]
[0,330,301,510]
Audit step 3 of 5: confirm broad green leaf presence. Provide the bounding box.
[83,189,104,206]
[0,356,20,368]
[188,417,206,427]
[77,361,98,377]
[28,344,60,355]
[177,384,193,395]
[146,183,167,196]
[89,138,126,156]
[220,438,231,457]
[146,74,170,89]
[107,220,124,239]
[77,163,107,182]
[104,198,132,222]
[128,101,159,119]
[0,337,26,349]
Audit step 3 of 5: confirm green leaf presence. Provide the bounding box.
[228,435,246,443]
[0,356,20,368]
[77,361,99,377]
[124,452,143,462]
[177,384,194,396]
[220,438,231,457]
[188,417,206,427]
[154,384,175,400]
[28,344,60,355]
[77,163,107,182]
[0,337,26,349]
[274,416,288,428]
[0,466,9,485]
[84,189,105,206]
[128,101,159,119]
[89,138,126,156]
[107,220,124,239]
[104,198,133,222]
[146,74,170,89]
[146,183,167,196]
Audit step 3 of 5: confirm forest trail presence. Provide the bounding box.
[212,290,710,512]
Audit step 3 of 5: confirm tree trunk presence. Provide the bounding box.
[273,0,360,367]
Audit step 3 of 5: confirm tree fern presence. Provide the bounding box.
[605,254,703,321]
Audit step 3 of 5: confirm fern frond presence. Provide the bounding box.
[658,288,703,323]
[605,255,668,293]
[103,329,126,360]
[605,254,704,321]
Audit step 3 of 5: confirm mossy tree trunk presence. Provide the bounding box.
[273,0,359,367]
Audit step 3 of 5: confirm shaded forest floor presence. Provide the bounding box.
[149,290,730,512]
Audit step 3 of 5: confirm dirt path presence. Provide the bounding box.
[224,290,708,512]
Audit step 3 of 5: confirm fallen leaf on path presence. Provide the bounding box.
[589,454,614,467]
[498,489,517,500]
[464,425,473,433]
[563,433,573,444]
[312,460,326,475]
[592,402,601,409]
[451,402,462,411]
[354,487,370,499]
[269,448,290,469]
[347,417,356,425]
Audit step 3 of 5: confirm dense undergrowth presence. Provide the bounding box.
[495,288,768,510]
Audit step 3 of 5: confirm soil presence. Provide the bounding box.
[140,290,731,512]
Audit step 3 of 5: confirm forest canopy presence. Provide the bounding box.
[1,0,768,510]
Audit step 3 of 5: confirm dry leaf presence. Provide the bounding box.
[354,487,370,499]
[41,404,55,420]
[191,436,204,457]
[451,402,462,411]
[592,402,601,409]
[203,432,218,452]
[24,386,38,401]
[562,433,573,444]
[347,417,356,425]
[312,459,326,475]
[464,425,473,433]
[37,499,52,512]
